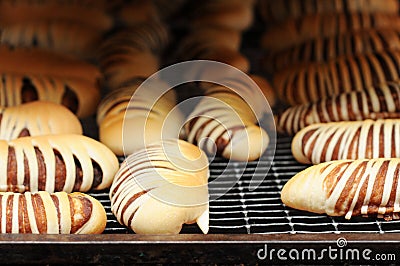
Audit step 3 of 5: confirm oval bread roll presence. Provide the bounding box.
[185,83,269,161]
[265,28,400,72]
[292,119,400,164]
[0,101,82,140]
[0,134,119,193]
[110,139,209,234]
[262,12,400,52]
[0,73,100,118]
[0,45,101,82]
[0,191,106,234]
[97,79,183,156]
[276,81,400,135]
[282,158,400,220]
[259,0,399,23]
[274,49,400,105]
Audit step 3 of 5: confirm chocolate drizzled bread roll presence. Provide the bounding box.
[185,83,269,161]
[292,119,400,164]
[0,134,118,193]
[0,1,113,31]
[276,82,400,135]
[0,191,106,234]
[110,139,209,234]
[0,73,100,118]
[282,158,400,220]
[259,0,399,23]
[265,29,400,72]
[97,79,183,156]
[274,49,400,105]
[262,12,400,53]
[98,22,168,90]
[0,101,82,140]
[0,21,103,58]
[0,45,101,83]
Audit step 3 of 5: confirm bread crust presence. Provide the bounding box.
[292,119,400,164]
[282,158,400,220]
[0,134,118,193]
[0,191,106,234]
[0,101,82,140]
[110,139,209,234]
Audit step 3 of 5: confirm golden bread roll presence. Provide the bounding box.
[0,191,106,234]
[274,49,400,105]
[0,1,112,31]
[190,0,255,31]
[292,119,400,164]
[282,158,400,220]
[276,82,400,135]
[185,84,269,161]
[0,21,103,58]
[0,134,118,193]
[0,45,101,82]
[265,28,400,72]
[0,73,100,118]
[97,79,183,156]
[98,22,168,90]
[110,139,209,234]
[0,101,82,139]
[259,0,399,23]
[262,12,400,53]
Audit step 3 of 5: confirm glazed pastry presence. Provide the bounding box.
[0,45,101,82]
[117,0,160,26]
[0,101,82,140]
[97,79,183,156]
[259,0,399,23]
[98,22,168,90]
[281,158,400,220]
[0,72,100,118]
[185,83,269,161]
[0,134,119,193]
[292,119,400,164]
[262,12,400,52]
[265,28,400,72]
[0,21,103,58]
[276,81,400,135]
[0,191,106,234]
[274,49,400,105]
[110,139,209,234]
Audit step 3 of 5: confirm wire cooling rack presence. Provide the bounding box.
[89,135,400,235]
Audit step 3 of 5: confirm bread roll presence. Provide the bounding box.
[97,79,183,156]
[275,49,400,105]
[0,1,112,31]
[0,101,82,140]
[98,22,168,90]
[292,119,400,164]
[185,84,269,161]
[0,134,118,193]
[110,139,209,234]
[0,72,100,118]
[189,0,255,31]
[0,21,103,58]
[0,45,100,82]
[276,81,400,135]
[0,191,106,234]
[262,12,400,53]
[281,158,400,220]
[265,28,400,72]
[259,0,399,23]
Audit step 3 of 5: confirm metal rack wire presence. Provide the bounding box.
[90,135,400,235]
